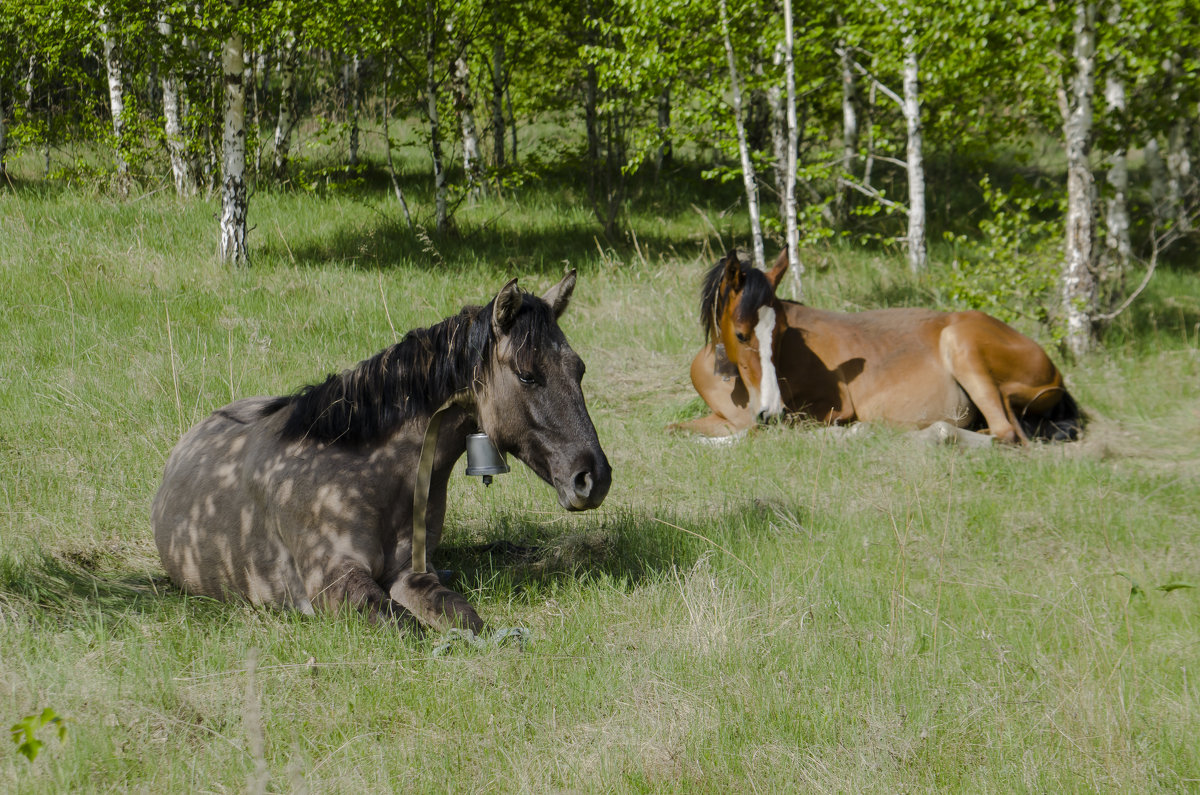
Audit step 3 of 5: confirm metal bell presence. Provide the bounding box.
[464,432,510,485]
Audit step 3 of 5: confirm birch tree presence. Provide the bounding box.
[719,0,765,269]
[424,0,449,232]
[273,28,298,180]
[158,12,196,195]
[97,3,129,177]
[781,0,801,295]
[836,5,927,273]
[1101,0,1130,274]
[1058,0,1098,357]
[219,1,249,265]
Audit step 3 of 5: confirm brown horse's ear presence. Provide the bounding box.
[492,278,522,336]
[541,268,577,319]
[766,250,790,289]
[721,251,744,291]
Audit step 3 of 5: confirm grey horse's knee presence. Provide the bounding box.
[390,571,485,633]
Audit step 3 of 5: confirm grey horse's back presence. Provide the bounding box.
[151,397,311,611]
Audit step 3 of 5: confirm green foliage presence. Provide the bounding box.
[10,709,67,763]
[940,175,1062,332]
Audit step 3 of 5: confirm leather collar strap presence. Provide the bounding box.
[412,389,477,574]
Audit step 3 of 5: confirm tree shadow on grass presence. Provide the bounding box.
[0,500,810,629]
[437,499,813,597]
[0,551,187,629]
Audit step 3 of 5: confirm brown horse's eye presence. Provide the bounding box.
[735,331,750,344]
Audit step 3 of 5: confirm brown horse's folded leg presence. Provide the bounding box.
[389,570,485,634]
[315,564,423,632]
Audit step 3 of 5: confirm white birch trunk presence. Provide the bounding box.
[719,0,765,270]
[99,4,128,176]
[769,44,787,221]
[1103,1,1130,273]
[24,54,35,115]
[273,31,297,180]
[1166,119,1193,234]
[1146,137,1167,222]
[426,0,448,232]
[838,33,859,223]
[452,54,482,197]
[1060,0,1098,357]
[783,0,802,297]
[159,15,195,196]
[347,51,361,168]
[901,33,926,273]
[219,13,248,265]
[1163,53,1193,234]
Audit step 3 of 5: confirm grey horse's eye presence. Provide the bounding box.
[517,371,537,385]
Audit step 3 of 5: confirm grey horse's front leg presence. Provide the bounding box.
[389,571,485,634]
[316,563,425,632]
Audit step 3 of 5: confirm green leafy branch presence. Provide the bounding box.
[10,708,67,762]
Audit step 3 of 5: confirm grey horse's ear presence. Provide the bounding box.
[541,269,577,318]
[492,278,522,336]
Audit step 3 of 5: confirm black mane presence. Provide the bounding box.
[699,252,779,343]
[266,292,558,445]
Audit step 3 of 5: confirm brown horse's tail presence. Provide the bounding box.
[1020,389,1084,442]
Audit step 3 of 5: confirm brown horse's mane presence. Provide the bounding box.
[699,252,779,343]
[265,293,558,445]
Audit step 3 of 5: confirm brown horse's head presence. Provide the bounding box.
[475,271,612,511]
[701,250,789,422]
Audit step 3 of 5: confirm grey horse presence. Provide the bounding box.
[152,272,611,632]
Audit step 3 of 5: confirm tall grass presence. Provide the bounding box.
[1,165,1198,792]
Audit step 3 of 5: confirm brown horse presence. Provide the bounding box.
[152,272,611,633]
[670,251,1082,444]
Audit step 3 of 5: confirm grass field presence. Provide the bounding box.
[1,161,1199,792]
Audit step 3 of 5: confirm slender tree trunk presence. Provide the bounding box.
[769,44,788,220]
[24,54,35,115]
[99,4,129,176]
[346,51,362,168]
[506,87,517,164]
[273,31,297,180]
[219,8,249,265]
[1166,119,1193,235]
[1146,136,1167,222]
[1060,0,1098,357]
[1163,52,1193,234]
[491,16,506,169]
[426,0,448,232]
[584,66,600,192]
[159,15,195,195]
[719,0,765,269]
[901,33,926,273]
[452,53,482,197]
[837,32,859,225]
[655,86,672,179]
[1103,0,1130,276]
[383,64,414,228]
[783,0,802,297]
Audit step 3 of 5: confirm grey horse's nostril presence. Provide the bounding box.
[573,470,593,498]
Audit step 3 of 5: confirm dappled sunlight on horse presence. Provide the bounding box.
[152,271,611,634]
[670,250,1082,445]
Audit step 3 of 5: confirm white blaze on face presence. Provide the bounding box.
[755,305,783,418]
